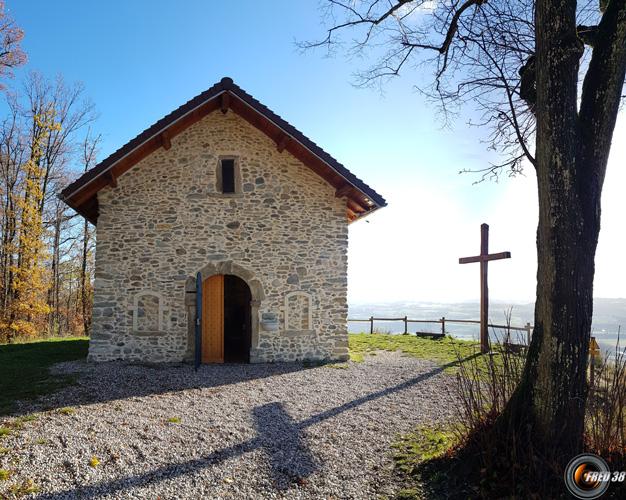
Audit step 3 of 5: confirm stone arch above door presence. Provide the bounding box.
[184,261,264,362]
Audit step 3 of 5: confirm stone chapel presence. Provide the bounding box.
[61,77,385,364]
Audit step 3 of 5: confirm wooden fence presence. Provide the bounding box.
[348,316,533,345]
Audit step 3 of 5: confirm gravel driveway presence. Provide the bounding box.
[0,351,458,499]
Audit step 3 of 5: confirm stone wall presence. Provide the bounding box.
[89,109,349,363]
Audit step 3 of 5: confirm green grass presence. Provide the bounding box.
[325,362,349,369]
[392,426,458,499]
[167,417,181,424]
[0,337,88,416]
[393,426,457,471]
[0,469,11,481]
[349,351,365,363]
[348,333,483,373]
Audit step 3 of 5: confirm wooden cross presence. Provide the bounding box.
[459,223,511,353]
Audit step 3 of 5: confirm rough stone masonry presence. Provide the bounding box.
[88,110,350,363]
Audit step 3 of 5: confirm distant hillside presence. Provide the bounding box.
[349,298,625,331]
[348,298,626,352]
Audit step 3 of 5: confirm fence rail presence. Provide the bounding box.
[348,316,533,344]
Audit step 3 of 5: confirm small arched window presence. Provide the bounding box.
[284,291,313,331]
[132,291,164,332]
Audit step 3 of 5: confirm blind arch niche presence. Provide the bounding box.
[132,291,165,333]
[284,291,313,331]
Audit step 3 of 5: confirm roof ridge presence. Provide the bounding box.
[61,77,386,220]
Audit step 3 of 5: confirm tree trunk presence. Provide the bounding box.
[498,0,589,462]
[498,0,626,468]
[48,206,61,335]
[502,169,600,463]
[80,217,90,336]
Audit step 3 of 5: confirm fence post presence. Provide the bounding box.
[441,317,445,336]
[403,316,408,335]
[525,322,532,346]
[589,336,599,387]
[370,316,374,335]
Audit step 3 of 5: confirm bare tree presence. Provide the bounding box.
[22,72,96,214]
[304,0,626,477]
[0,1,26,89]
[79,131,99,335]
[0,97,26,311]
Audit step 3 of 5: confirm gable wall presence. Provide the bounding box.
[88,110,349,363]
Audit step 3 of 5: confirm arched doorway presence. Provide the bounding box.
[202,274,252,363]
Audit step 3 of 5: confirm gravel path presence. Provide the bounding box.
[0,352,458,499]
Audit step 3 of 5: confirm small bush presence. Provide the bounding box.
[586,339,626,476]
[0,427,11,438]
[167,417,181,424]
[88,456,100,467]
[58,407,75,415]
[0,469,11,480]
[8,478,40,497]
[17,414,38,424]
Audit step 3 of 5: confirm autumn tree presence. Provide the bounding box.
[3,109,58,338]
[20,73,96,333]
[305,0,626,478]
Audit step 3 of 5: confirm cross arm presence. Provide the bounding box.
[487,251,512,261]
[459,251,511,264]
[459,255,482,264]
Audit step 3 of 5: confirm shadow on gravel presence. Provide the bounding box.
[9,361,310,417]
[253,402,318,489]
[34,357,472,499]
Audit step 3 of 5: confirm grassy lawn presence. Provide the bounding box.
[348,333,483,372]
[0,337,88,416]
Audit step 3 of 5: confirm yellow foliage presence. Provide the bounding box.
[0,109,60,341]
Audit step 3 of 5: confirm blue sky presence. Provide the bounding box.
[6,1,625,304]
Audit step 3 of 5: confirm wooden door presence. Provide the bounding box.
[202,274,224,363]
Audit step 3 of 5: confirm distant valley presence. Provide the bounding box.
[348,298,626,353]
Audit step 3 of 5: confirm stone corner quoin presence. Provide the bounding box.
[88,109,351,364]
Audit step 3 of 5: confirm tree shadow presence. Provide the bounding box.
[252,402,318,489]
[33,357,466,499]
